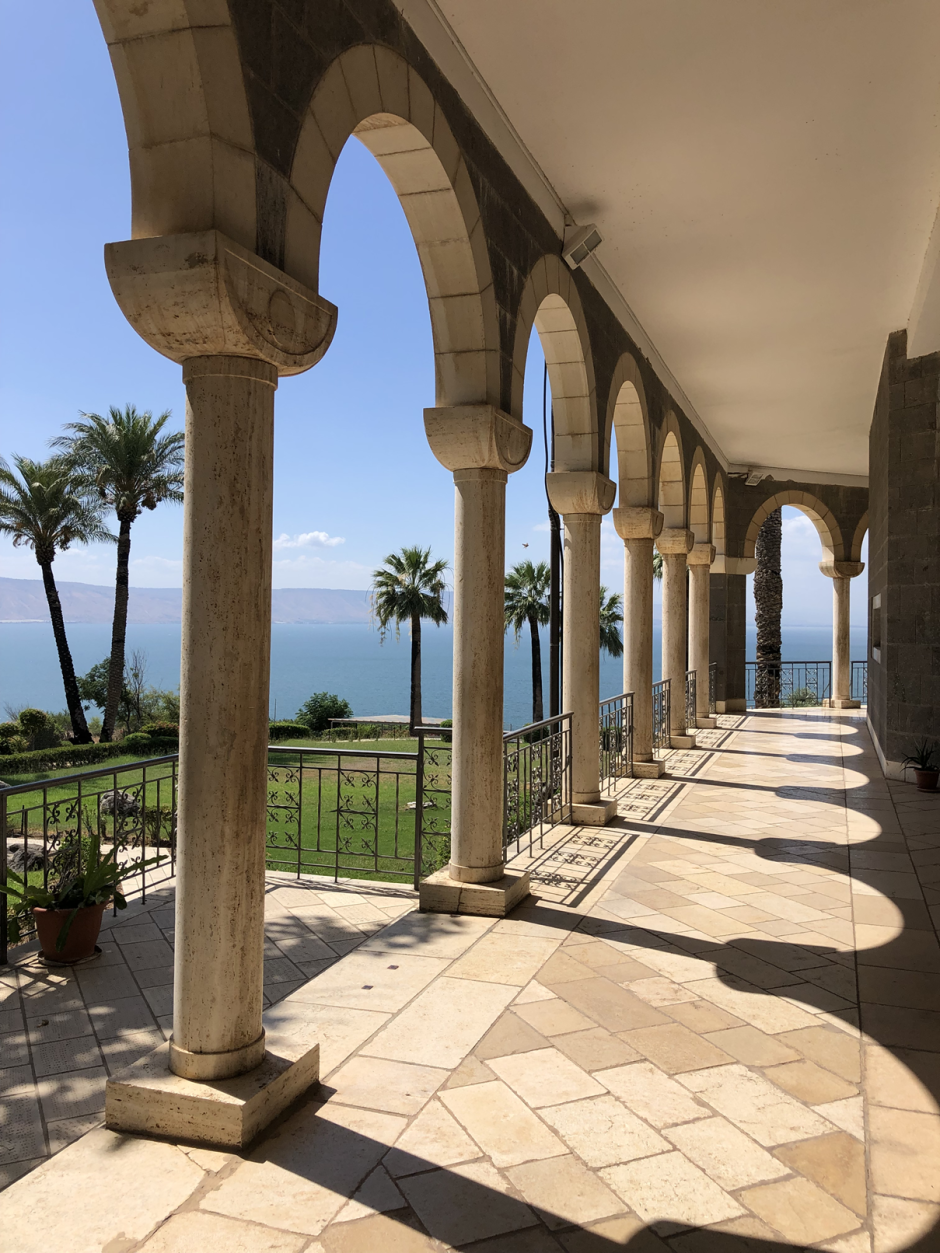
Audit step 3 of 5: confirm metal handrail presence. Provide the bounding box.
[599,692,634,791]
[652,679,670,753]
[851,660,868,704]
[745,661,831,708]
[502,712,572,857]
[685,670,697,732]
[708,662,718,715]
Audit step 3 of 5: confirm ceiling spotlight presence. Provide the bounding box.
[745,469,768,486]
[562,223,603,270]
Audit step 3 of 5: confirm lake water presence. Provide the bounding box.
[0,621,868,730]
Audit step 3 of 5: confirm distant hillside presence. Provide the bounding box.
[0,578,373,625]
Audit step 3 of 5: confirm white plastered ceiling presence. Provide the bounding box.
[402,0,940,478]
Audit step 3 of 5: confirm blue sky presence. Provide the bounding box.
[0,2,866,627]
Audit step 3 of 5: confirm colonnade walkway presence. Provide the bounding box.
[3,709,940,1251]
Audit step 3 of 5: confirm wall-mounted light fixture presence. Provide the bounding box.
[562,223,603,270]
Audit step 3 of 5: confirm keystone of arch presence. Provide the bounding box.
[105,231,337,375]
[687,543,717,566]
[820,560,865,579]
[424,405,532,474]
[547,471,616,517]
[656,528,694,555]
[612,506,663,540]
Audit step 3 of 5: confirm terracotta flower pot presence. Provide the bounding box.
[33,902,107,963]
[914,769,940,793]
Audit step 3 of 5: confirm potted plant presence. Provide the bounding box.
[0,833,160,963]
[903,739,939,792]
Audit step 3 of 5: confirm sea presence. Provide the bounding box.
[0,622,869,730]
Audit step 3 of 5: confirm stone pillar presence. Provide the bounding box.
[548,471,618,824]
[688,543,717,729]
[821,560,864,708]
[419,405,533,916]
[657,528,696,748]
[710,557,755,712]
[613,507,665,778]
[101,229,337,1146]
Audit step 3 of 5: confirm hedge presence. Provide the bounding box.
[268,721,310,741]
[0,738,181,777]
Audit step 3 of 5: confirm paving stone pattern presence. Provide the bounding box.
[3,709,940,1253]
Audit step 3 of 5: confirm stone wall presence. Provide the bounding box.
[868,330,940,776]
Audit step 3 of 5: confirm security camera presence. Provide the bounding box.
[562,223,602,270]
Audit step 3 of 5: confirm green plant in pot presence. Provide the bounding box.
[1,832,160,963]
[902,739,939,792]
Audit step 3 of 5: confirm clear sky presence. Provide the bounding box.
[0,2,866,627]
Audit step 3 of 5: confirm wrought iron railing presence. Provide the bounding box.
[503,714,572,857]
[1,755,179,960]
[414,728,453,880]
[685,670,697,732]
[652,679,670,752]
[709,662,718,715]
[599,692,634,792]
[745,661,831,708]
[852,660,868,704]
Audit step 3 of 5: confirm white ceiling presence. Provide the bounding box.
[415,0,940,477]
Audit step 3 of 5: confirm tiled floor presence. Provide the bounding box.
[3,709,940,1252]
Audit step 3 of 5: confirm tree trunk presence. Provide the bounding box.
[39,559,92,743]
[409,612,422,734]
[528,610,544,724]
[101,517,132,741]
[754,508,783,707]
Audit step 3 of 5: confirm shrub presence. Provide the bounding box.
[17,708,62,750]
[0,722,22,740]
[121,732,153,749]
[0,737,180,777]
[268,720,310,741]
[295,692,353,734]
[140,721,179,739]
[783,687,818,708]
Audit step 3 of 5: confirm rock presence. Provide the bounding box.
[98,789,141,818]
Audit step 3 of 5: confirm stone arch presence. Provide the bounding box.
[744,490,844,563]
[95,2,256,248]
[605,354,652,506]
[712,480,726,558]
[289,47,499,409]
[655,415,686,529]
[851,511,869,563]
[688,451,710,543]
[510,256,598,472]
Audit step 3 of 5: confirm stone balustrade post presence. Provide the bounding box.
[419,405,533,915]
[688,543,717,729]
[613,506,665,778]
[820,560,865,708]
[99,230,337,1146]
[657,528,696,748]
[547,471,618,824]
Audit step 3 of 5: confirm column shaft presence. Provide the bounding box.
[449,467,507,883]
[171,356,276,1080]
[624,538,655,760]
[661,553,689,735]
[832,576,852,700]
[689,564,711,722]
[563,514,602,804]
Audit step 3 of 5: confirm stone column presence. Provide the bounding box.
[710,557,755,712]
[547,471,618,824]
[688,543,717,729]
[101,229,337,1146]
[613,506,665,778]
[420,405,533,916]
[821,560,864,708]
[657,528,696,748]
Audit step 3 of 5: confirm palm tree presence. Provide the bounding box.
[371,546,449,733]
[505,561,550,724]
[53,406,184,741]
[754,507,783,707]
[0,456,112,742]
[600,586,624,658]
[653,551,663,580]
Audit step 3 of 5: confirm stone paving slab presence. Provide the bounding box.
[4,709,940,1252]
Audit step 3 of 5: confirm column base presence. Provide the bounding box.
[633,759,666,779]
[572,799,619,826]
[670,733,697,749]
[823,698,861,709]
[105,1029,319,1149]
[419,867,530,917]
[696,716,717,729]
[716,699,747,713]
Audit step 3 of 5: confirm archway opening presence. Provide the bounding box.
[657,429,685,530]
[689,461,709,544]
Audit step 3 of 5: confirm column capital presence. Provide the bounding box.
[613,506,663,540]
[424,405,531,474]
[712,556,757,576]
[819,560,865,579]
[105,230,337,376]
[687,542,717,566]
[656,528,694,555]
[546,471,616,516]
